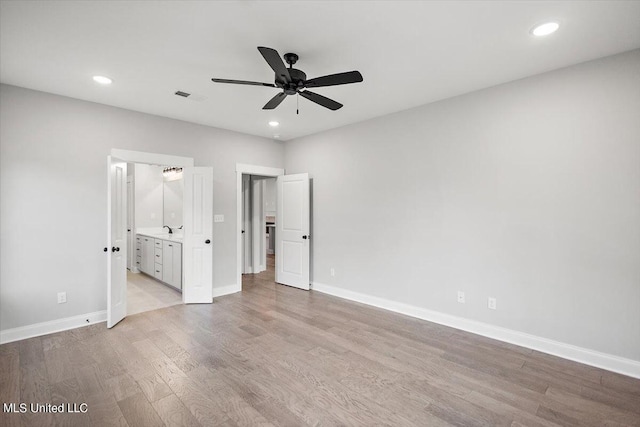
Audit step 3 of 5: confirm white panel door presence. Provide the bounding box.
[276,173,310,290]
[183,167,213,303]
[107,157,127,328]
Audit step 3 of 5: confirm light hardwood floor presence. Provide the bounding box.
[1,256,639,426]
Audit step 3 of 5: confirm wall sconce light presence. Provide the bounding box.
[163,167,183,176]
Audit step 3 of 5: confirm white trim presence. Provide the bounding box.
[0,311,107,344]
[236,163,285,176]
[235,163,285,291]
[111,149,194,167]
[311,282,640,379]
[212,284,241,298]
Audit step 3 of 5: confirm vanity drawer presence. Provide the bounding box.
[154,263,163,279]
[154,247,163,261]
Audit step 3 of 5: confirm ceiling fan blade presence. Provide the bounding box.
[299,90,343,111]
[211,78,276,87]
[304,71,363,88]
[258,46,291,83]
[262,92,287,110]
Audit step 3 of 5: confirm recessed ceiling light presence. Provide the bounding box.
[268,121,279,127]
[93,75,113,85]
[531,22,559,37]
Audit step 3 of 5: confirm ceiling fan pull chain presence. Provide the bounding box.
[297,93,299,115]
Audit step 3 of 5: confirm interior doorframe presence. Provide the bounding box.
[236,163,285,289]
[108,149,194,305]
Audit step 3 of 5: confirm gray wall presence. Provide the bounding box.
[285,50,640,361]
[0,84,284,330]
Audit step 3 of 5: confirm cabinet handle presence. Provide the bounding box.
[103,247,108,252]
[156,255,160,258]
[112,247,120,252]
[205,239,211,244]
[168,244,172,247]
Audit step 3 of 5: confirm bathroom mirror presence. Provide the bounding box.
[163,174,183,228]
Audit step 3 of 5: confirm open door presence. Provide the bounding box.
[183,167,213,303]
[107,157,127,328]
[276,173,310,290]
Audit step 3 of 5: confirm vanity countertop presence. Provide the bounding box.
[137,232,183,243]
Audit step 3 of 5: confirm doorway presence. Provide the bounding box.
[107,149,213,328]
[235,164,311,291]
[235,164,284,290]
[242,175,277,277]
[126,162,184,316]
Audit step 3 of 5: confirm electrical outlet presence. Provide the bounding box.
[330,268,335,277]
[57,292,67,304]
[214,214,224,223]
[457,291,465,303]
[488,297,497,310]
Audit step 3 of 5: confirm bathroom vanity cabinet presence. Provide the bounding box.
[136,234,182,291]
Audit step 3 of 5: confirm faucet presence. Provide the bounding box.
[163,225,173,234]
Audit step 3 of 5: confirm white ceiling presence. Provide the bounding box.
[1,1,639,141]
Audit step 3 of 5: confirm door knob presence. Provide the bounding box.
[205,239,211,244]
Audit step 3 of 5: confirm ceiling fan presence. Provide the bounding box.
[211,46,363,111]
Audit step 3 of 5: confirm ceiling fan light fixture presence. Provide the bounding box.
[531,22,559,37]
[92,75,113,85]
[269,121,279,127]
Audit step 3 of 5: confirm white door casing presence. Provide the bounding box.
[242,174,252,274]
[252,177,266,274]
[276,173,310,290]
[183,167,213,303]
[126,178,133,271]
[107,157,127,328]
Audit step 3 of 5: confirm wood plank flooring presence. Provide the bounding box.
[1,256,639,426]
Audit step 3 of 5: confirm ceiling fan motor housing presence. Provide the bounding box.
[279,68,307,94]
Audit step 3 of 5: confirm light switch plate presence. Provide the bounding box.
[214,214,224,223]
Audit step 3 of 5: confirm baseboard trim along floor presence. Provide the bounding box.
[311,282,640,379]
[2,282,638,379]
[0,310,107,345]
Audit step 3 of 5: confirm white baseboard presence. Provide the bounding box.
[212,284,241,298]
[0,310,107,345]
[311,282,640,379]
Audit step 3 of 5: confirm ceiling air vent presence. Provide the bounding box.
[174,90,206,102]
